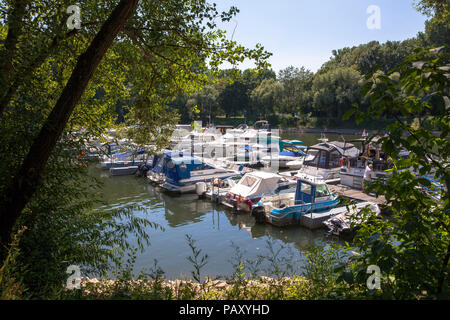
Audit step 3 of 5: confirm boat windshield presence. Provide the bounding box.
[304,149,327,168]
[305,149,319,162]
[315,184,331,198]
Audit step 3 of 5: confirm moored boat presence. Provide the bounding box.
[221,171,297,213]
[253,174,339,226]
[280,140,360,184]
[160,156,240,194]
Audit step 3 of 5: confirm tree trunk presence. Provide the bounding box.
[0,0,139,255]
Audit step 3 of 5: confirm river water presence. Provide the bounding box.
[89,132,361,279]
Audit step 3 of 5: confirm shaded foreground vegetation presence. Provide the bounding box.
[2,234,354,300]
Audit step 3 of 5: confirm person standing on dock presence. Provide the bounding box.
[363,163,373,193]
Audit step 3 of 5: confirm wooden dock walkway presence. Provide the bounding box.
[328,184,386,205]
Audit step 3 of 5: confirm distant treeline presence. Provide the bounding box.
[162,17,448,127]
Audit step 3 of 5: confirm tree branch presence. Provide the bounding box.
[0,0,140,258]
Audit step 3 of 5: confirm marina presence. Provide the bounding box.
[0,0,446,303]
[86,128,396,278]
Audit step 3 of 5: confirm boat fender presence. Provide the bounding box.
[195,182,207,197]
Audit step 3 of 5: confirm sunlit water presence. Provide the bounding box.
[89,133,360,279]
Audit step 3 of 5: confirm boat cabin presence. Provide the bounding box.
[150,151,184,175]
[303,141,359,170]
[294,176,336,207]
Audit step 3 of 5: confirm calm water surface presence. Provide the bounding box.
[89,133,360,279]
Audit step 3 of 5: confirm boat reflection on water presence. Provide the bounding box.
[89,163,344,278]
[153,190,213,227]
[214,203,342,251]
[148,181,339,252]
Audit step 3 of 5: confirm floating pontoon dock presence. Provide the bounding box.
[327,184,386,205]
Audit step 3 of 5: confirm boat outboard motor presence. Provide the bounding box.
[136,163,149,177]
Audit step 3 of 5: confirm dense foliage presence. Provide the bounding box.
[338,46,449,299]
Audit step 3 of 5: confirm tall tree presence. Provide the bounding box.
[414,0,450,23]
[278,66,313,114]
[0,0,140,255]
[186,83,220,124]
[250,78,283,118]
[218,81,249,118]
[312,67,363,119]
[0,0,270,255]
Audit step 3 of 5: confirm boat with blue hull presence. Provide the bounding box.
[146,151,184,184]
[253,174,339,226]
[160,156,240,194]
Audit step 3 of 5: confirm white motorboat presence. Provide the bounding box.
[221,171,297,213]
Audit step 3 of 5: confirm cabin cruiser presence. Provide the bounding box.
[160,156,240,194]
[253,173,381,228]
[281,140,360,184]
[219,143,270,168]
[221,171,297,213]
[339,137,417,189]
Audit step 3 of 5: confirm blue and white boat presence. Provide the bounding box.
[160,156,240,194]
[253,174,339,226]
[146,151,184,184]
[261,140,307,169]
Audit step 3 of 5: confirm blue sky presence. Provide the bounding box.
[214,0,429,73]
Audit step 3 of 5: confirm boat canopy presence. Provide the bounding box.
[279,145,307,157]
[165,156,214,182]
[150,151,184,174]
[303,141,359,169]
[229,171,283,199]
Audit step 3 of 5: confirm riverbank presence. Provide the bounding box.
[213,115,396,131]
[74,276,313,300]
[280,127,378,136]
